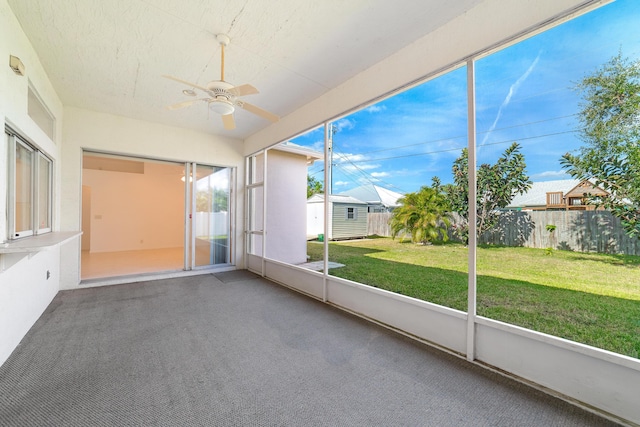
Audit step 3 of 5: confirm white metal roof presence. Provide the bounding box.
[338,184,403,208]
[307,194,367,205]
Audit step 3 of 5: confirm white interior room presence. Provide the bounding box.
[1,0,638,424]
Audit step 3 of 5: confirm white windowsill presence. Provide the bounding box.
[0,231,82,254]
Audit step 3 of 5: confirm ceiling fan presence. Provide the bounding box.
[163,34,279,130]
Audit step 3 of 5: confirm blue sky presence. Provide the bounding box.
[292,0,640,195]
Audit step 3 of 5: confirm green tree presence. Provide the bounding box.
[560,53,640,238]
[307,175,323,198]
[390,186,451,244]
[445,142,532,244]
[196,188,228,212]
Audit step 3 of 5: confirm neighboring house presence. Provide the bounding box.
[507,179,609,211]
[338,184,404,212]
[253,142,322,265]
[307,194,368,240]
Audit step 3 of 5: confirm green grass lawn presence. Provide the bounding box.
[307,238,640,359]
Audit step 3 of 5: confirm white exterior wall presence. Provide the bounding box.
[265,150,309,265]
[251,149,312,264]
[0,0,66,366]
[307,201,324,239]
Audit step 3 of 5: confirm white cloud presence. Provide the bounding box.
[366,105,386,113]
[371,171,389,178]
[480,52,541,148]
[333,118,356,132]
[309,140,324,152]
[335,152,368,163]
[340,163,380,172]
[334,181,350,186]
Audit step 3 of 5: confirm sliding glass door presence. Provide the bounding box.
[80,152,233,280]
[189,164,231,268]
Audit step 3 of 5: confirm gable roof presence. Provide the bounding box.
[507,179,610,208]
[273,142,323,164]
[338,185,403,208]
[508,179,581,208]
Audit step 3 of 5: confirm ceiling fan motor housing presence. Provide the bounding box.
[206,80,236,115]
[207,81,234,100]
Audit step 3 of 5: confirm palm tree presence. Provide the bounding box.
[390,186,451,244]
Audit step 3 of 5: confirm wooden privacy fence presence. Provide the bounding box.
[367,211,640,256]
[367,212,394,237]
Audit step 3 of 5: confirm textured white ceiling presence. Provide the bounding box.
[7,0,482,139]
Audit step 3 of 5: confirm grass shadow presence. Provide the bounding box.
[307,240,383,262]
[478,243,640,268]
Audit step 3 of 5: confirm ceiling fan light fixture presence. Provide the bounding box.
[209,100,235,116]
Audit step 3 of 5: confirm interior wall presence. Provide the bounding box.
[82,161,184,253]
[61,107,246,289]
[244,0,604,154]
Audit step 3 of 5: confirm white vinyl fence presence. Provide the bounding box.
[194,212,229,238]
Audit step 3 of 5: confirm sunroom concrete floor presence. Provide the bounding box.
[0,271,621,426]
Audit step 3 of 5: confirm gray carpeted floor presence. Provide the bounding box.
[0,272,621,426]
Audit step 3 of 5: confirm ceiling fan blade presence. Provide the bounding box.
[239,101,279,123]
[162,75,210,92]
[222,113,236,130]
[166,98,208,110]
[228,84,259,97]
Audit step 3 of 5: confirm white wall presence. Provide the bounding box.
[250,149,310,265]
[82,161,185,253]
[266,150,309,264]
[0,0,65,366]
[0,249,61,365]
[244,0,604,154]
[307,201,324,238]
[61,107,245,288]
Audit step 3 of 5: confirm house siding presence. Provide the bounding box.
[331,203,367,239]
